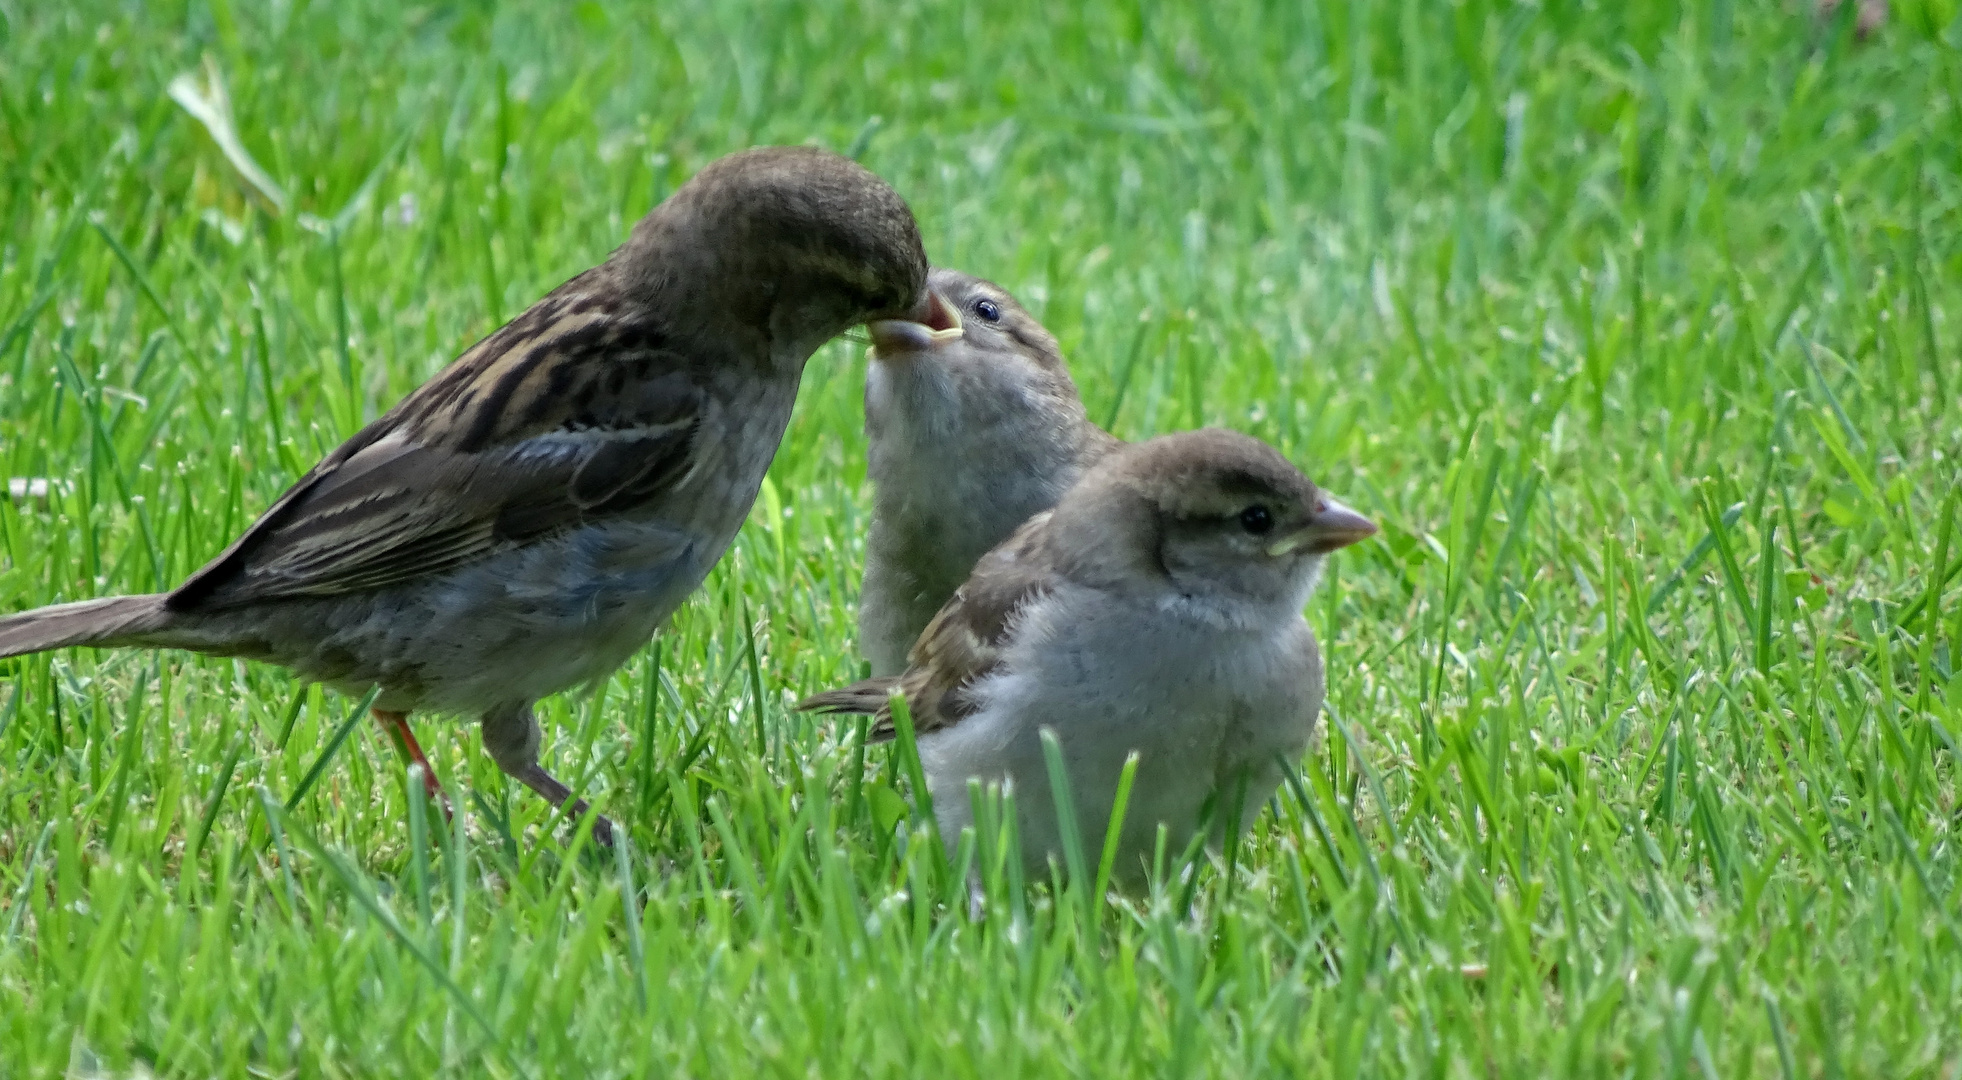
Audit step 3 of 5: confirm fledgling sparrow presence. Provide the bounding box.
[801,429,1376,886]
[856,268,1119,675]
[0,146,949,845]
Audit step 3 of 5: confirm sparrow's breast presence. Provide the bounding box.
[660,370,804,549]
[956,591,1321,839]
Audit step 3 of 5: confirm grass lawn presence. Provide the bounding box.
[3,0,1961,1074]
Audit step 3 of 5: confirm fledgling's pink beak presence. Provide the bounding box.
[868,290,963,358]
[1268,498,1377,556]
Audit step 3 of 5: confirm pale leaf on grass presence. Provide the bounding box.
[167,54,289,215]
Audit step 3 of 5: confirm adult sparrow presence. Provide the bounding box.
[0,146,948,844]
[801,429,1376,885]
[856,268,1118,675]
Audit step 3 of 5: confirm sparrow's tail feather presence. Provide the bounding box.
[795,677,901,716]
[0,595,177,660]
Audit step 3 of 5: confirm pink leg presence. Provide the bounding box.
[374,708,454,821]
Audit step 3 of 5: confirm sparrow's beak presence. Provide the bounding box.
[868,290,964,358]
[1267,498,1377,557]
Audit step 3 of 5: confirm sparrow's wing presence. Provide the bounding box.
[794,519,1052,737]
[795,676,900,716]
[863,512,1058,740]
[169,281,709,611]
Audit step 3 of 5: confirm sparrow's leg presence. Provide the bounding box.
[480,703,616,847]
[374,708,453,820]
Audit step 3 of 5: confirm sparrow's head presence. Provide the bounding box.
[864,267,1089,429]
[1050,429,1375,616]
[865,267,1062,366]
[620,146,939,349]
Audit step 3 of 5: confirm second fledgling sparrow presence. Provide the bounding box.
[856,268,1119,675]
[0,146,944,845]
[801,429,1376,886]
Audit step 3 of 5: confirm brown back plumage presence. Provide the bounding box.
[164,145,928,614]
[800,511,1056,739]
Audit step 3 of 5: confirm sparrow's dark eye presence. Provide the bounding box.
[973,298,1002,323]
[1238,505,1274,535]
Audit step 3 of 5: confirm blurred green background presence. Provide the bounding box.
[2,0,1959,1075]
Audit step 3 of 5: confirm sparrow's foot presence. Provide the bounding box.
[374,708,454,821]
[480,703,615,847]
[502,761,617,848]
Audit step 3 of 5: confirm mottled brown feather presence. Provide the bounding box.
[169,291,704,611]
[799,511,1058,740]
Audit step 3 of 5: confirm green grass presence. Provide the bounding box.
[2,0,1960,1074]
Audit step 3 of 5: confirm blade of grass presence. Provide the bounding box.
[885,691,936,831]
[407,766,433,927]
[613,835,648,1012]
[1038,727,1092,928]
[274,802,531,1080]
[285,685,382,811]
[1278,756,1350,891]
[89,217,193,355]
[1649,501,1745,615]
[741,598,768,758]
[253,786,305,918]
[1091,751,1140,908]
[635,643,662,822]
[190,730,247,861]
[1753,520,1778,672]
[1699,485,1757,641]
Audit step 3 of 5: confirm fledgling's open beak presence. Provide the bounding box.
[1267,498,1377,557]
[868,290,963,358]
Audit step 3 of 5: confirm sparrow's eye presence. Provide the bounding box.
[1238,505,1274,535]
[973,298,1002,323]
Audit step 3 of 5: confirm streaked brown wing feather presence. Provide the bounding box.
[796,677,900,716]
[860,512,1057,740]
[168,286,705,611]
